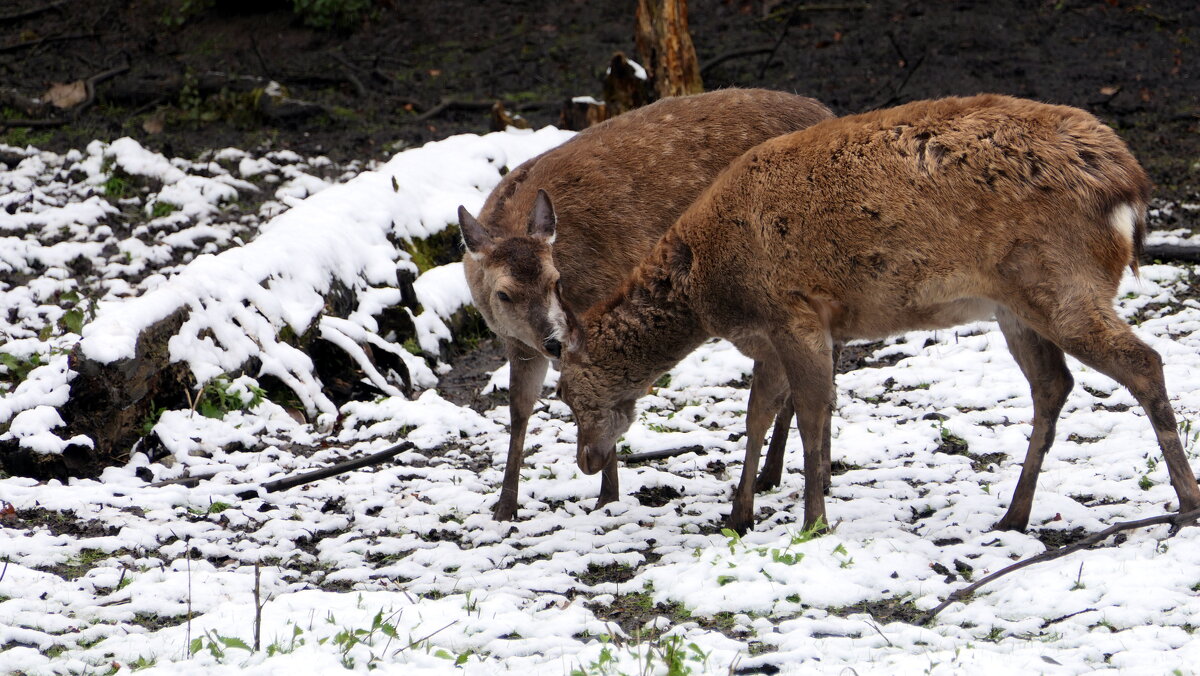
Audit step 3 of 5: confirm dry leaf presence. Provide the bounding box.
[1099,85,1120,96]
[142,115,165,134]
[45,80,87,109]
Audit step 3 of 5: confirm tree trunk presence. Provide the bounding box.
[635,0,704,99]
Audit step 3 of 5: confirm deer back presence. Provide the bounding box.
[462,88,833,357]
[666,94,1150,344]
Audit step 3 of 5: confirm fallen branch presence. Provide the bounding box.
[700,48,773,77]
[0,117,66,129]
[757,8,797,80]
[147,471,220,489]
[762,3,871,21]
[1143,243,1200,264]
[622,445,706,464]
[147,440,417,494]
[240,440,417,497]
[75,61,131,117]
[330,52,367,98]
[411,98,558,124]
[0,32,96,54]
[0,0,71,24]
[918,506,1200,625]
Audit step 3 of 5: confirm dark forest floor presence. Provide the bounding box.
[2,0,1198,208]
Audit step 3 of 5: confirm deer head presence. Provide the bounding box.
[459,189,568,358]
[558,345,639,476]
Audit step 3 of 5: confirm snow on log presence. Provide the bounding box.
[0,127,574,478]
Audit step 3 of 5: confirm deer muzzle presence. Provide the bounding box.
[577,444,611,475]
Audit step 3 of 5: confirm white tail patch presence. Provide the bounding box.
[1109,202,1136,244]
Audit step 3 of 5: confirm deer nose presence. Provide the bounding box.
[543,337,562,358]
[577,445,602,475]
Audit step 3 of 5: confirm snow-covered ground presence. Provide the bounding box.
[2,127,1200,675]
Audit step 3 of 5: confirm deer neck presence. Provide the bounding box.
[583,250,708,390]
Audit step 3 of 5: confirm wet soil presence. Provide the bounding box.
[3,0,1198,205]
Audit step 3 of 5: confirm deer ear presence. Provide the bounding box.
[527,189,557,242]
[459,206,493,255]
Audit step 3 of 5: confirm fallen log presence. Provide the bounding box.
[622,445,706,464]
[1143,242,1200,264]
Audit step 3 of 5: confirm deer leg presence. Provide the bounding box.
[818,342,842,493]
[493,341,549,521]
[757,341,840,494]
[756,399,792,492]
[1017,300,1200,517]
[993,308,1074,532]
[594,454,620,511]
[772,331,835,532]
[729,360,790,534]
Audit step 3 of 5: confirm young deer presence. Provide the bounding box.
[559,94,1200,534]
[458,89,834,521]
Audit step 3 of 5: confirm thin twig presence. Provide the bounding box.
[331,52,367,98]
[185,536,193,657]
[0,32,96,54]
[869,52,926,110]
[864,618,893,647]
[0,117,65,129]
[919,507,1200,625]
[0,0,71,24]
[409,98,556,124]
[762,2,871,21]
[394,619,458,655]
[75,61,131,117]
[757,10,797,80]
[700,48,774,77]
[249,34,272,80]
[253,562,262,652]
[412,98,456,123]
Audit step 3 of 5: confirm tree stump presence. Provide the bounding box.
[603,52,652,117]
[635,0,704,99]
[559,97,607,131]
[489,101,530,132]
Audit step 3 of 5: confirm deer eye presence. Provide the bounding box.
[496,291,512,302]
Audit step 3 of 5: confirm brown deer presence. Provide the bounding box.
[458,89,834,521]
[559,94,1200,534]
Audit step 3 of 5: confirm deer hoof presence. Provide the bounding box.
[591,495,617,513]
[991,515,1028,532]
[492,500,518,522]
